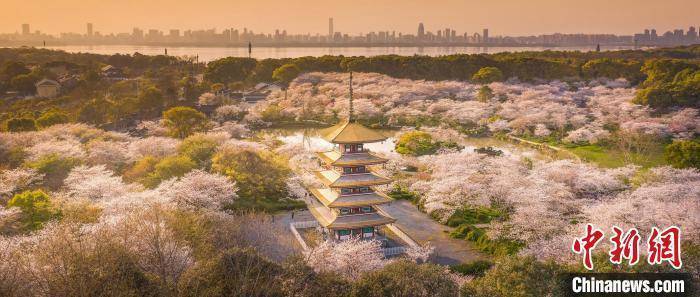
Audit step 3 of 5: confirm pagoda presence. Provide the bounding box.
[307,72,396,241]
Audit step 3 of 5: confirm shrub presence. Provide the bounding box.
[36,110,70,128]
[5,118,37,132]
[665,139,700,169]
[449,260,493,277]
[7,190,58,231]
[26,154,80,189]
[461,256,566,297]
[395,131,440,156]
[123,156,159,183]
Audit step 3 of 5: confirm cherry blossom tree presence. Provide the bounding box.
[157,170,237,211]
[64,165,133,201]
[304,238,387,280]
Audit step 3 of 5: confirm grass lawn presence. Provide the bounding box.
[566,144,668,168]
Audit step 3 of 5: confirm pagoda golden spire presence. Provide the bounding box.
[348,71,354,122]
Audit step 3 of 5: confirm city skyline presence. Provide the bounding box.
[5,19,700,39]
[1,0,699,36]
[6,20,699,48]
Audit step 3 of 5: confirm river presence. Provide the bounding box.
[40,44,638,61]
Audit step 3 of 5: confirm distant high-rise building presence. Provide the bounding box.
[417,23,425,40]
[22,24,30,35]
[483,29,489,43]
[87,23,93,37]
[328,18,334,39]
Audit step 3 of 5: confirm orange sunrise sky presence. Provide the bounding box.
[1,0,699,36]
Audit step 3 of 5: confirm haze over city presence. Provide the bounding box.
[2,0,699,36]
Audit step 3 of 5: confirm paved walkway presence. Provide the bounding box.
[378,200,485,265]
[280,200,485,265]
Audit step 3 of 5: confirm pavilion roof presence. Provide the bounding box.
[313,170,392,188]
[319,120,387,144]
[316,151,388,166]
[310,188,393,208]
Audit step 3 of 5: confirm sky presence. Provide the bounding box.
[2,0,699,36]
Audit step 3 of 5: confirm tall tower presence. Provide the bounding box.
[87,23,93,37]
[483,28,489,43]
[308,73,396,241]
[22,24,30,35]
[329,18,334,40]
[418,23,425,40]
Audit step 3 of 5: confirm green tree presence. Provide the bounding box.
[178,248,282,297]
[461,256,566,297]
[142,155,197,188]
[5,117,37,132]
[633,59,700,108]
[477,85,494,103]
[162,107,210,139]
[7,190,58,231]
[665,140,700,169]
[138,86,165,111]
[395,131,440,156]
[272,63,302,99]
[78,98,114,125]
[353,260,458,297]
[10,74,38,95]
[204,57,257,83]
[212,148,290,201]
[279,257,351,297]
[1,61,30,80]
[581,58,643,82]
[178,134,220,169]
[471,67,504,83]
[36,110,70,128]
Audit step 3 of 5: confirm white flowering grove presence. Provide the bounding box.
[251,72,698,142]
[0,122,309,295]
[399,149,699,263]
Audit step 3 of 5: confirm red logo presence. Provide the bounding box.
[572,224,605,270]
[572,225,682,270]
[609,226,641,266]
[647,226,682,269]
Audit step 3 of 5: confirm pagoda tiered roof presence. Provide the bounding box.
[306,196,396,229]
[319,120,387,144]
[309,188,393,208]
[314,170,392,188]
[317,150,388,166]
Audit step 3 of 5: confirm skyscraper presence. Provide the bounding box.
[87,23,93,37]
[483,29,489,43]
[418,23,425,40]
[328,18,334,40]
[22,24,30,35]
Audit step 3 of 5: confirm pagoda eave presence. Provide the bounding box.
[317,151,388,166]
[313,170,392,188]
[310,188,393,208]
